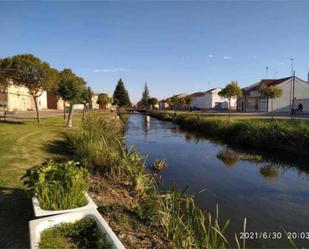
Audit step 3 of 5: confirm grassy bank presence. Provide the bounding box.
[0,115,82,248]
[148,111,309,156]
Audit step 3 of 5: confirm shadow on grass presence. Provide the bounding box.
[0,120,24,125]
[0,187,33,248]
[43,136,74,162]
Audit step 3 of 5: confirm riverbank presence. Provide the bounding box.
[148,111,309,156]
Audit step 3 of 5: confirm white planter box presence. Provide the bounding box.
[29,209,126,249]
[32,192,97,217]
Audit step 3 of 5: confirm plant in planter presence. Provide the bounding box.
[23,159,88,210]
[38,217,112,249]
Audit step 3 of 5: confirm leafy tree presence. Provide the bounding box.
[97,93,112,109]
[184,96,193,107]
[0,54,57,123]
[113,79,131,107]
[0,57,13,86]
[80,86,93,120]
[148,97,158,110]
[167,95,178,111]
[56,69,85,127]
[141,83,150,108]
[219,81,243,118]
[260,85,283,119]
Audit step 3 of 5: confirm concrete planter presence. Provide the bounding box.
[32,192,97,217]
[29,209,126,249]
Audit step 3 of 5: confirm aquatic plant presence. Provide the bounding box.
[217,148,240,167]
[152,159,168,171]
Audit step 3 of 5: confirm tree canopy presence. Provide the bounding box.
[260,85,283,99]
[97,93,111,106]
[0,54,58,123]
[56,68,85,127]
[56,69,85,101]
[148,97,158,109]
[113,79,131,107]
[219,81,243,100]
[219,81,242,117]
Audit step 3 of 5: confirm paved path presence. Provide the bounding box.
[0,110,65,119]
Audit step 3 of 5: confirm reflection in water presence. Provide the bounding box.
[260,165,279,181]
[216,148,240,167]
[125,114,309,248]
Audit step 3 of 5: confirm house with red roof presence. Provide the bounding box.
[237,76,309,112]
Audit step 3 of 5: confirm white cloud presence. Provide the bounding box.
[223,56,232,60]
[208,54,215,58]
[93,68,129,73]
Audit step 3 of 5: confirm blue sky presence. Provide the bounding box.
[1,1,309,103]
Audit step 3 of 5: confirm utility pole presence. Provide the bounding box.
[290,58,294,76]
[290,71,296,119]
[266,66,269,78]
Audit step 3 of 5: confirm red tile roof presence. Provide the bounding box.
[244,77,293,92]
[190,92,205,97]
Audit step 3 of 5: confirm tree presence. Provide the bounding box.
[260,85,283,119]
[113,79,131,107]
[56,69,85,127]
[148,97,158,110]
[80,86,93,120]
[0,54,57,123]
[97,93,111,109]
[184,96,193,109]
[167,95,178,111]
[141,83,150,108]
[219,81,243,118]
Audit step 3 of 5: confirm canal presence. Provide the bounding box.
[125,114,309,248]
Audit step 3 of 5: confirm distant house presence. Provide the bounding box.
[159,99,169,110]
[47,92,64,110]
[159,93,189,110]
[237,76,309,112]
[0,82,47,111]
[190,88,237,110]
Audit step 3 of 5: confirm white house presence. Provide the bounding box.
[190,88,237,110]
[0,83,47,111]
[237,76,309,113]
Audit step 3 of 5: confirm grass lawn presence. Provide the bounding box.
[0,115,81,248]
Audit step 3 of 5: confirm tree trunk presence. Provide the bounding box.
[271,98,274,120]
[63,101,66,120]
[82,104,86,121]
[228,99,231,119]
[66,102,74,128]
[33,95,40,123]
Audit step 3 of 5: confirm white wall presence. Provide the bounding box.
[294,98,309,113]
[37,91,47,110]
[271,78,309,112]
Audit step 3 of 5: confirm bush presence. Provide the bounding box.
[150,111,309,156]
[65,112,122,171]
[22,159,88,210]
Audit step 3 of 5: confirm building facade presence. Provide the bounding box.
[190,88,237,110]
[0,83,47,111]
[237,76,309,113]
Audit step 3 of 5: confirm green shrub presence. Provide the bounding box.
[22,159,88,210]
[39,218,112,249]
[65,112,122,171]
[150,111,309,156]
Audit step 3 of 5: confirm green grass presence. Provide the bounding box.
[149,111,309,156]
[0,115,82,248]
[39,218,112,249]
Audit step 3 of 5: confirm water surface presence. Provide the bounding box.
[125,114,309,248]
